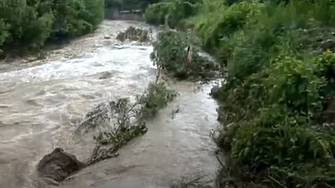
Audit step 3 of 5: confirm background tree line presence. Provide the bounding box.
[105,0,162,11]
[0,0,104,55]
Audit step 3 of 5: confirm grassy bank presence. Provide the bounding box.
[146,0,335,187]
[0,0,104,56]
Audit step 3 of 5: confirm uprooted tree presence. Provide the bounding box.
[79,82,177,165]
[37,82,177,183]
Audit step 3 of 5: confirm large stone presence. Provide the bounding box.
[37,148,85,182]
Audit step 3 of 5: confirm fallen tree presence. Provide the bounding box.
[37,82,177,183]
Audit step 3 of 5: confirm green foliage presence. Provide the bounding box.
[145,2,174,25]
[232,110,335,186]
[80,82,176,165]
[140,82,177,118]
[315,50,335,97]
[190,0,335,186]
[83,0,105,27]
[145,0,201,28]
[85,98,148,166]
[0,0,104,54]
[189,1,263,48]
[0,19,9,54]
[151,30,218,80]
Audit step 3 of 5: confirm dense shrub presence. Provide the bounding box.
[189,1,263,48]
[145,0,201,28]
[145,2,174,25]
[83,0,105,27]
[0,0,104,55]
[151,30,218,80]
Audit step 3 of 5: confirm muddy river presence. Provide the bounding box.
[0,20,219,188]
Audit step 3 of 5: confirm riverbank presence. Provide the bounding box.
[144,0,335,187]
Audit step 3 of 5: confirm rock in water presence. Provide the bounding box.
[210,86,220,98]
[37,148,85,182]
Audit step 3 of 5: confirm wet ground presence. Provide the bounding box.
[0,20,219,188]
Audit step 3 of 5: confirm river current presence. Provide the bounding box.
[0,20,219,188]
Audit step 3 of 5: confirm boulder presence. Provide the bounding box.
[210,86,220,97]
[37,148,85,182]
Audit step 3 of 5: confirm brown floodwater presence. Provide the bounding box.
[0,20,219,188]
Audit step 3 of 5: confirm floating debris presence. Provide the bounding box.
[116,26,151,42]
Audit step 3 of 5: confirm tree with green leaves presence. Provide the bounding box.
[0,0,104,55]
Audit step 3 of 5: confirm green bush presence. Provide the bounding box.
[151,30,218,80]
[140,82,177,118]
[0,0,104,54]
[145,2,174,25]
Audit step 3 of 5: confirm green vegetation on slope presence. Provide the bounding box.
[0,0,104,55]
[146,0,335,187]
